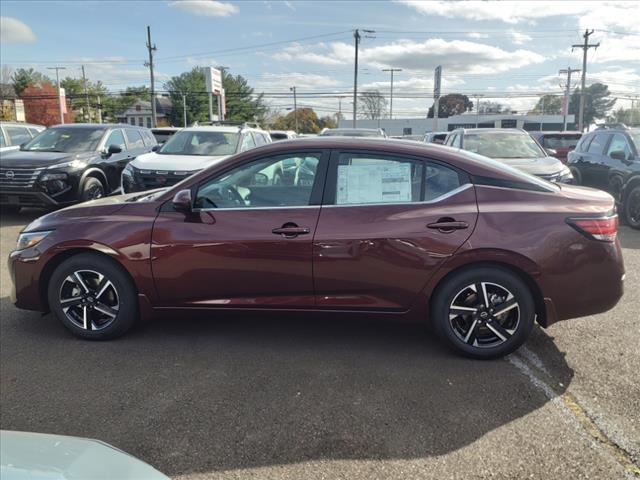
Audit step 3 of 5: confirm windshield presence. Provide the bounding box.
[159,130,239,156]
[542,134,581,149]
[464,132,546,159]
[320,129,384,137]
[21,127,104,153]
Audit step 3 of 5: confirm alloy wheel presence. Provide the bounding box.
[59,270,119,331]
[448,282,520,348]
[88,184,104,199]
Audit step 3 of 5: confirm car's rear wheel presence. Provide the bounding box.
[80,177,105,201]
[431,267,535,359]
[569,166,582,185]
[624,185,640,230]
[47,253,138,340]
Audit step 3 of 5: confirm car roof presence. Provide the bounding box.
[454,128,527,134]
[324,128,382,133]
[49,123,146,130]
[0,121,44,128]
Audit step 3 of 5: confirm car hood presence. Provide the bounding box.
[23,189,165,232]
[130,151,229,171]
[0,150,95,168]
[492,156,565,175]
[0,430,169,479]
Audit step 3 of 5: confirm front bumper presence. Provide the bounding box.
[8,247,46,311]
[0,190,66,208]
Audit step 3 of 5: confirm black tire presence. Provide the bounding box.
[624,185,640,230]
[47,253,138,340]
[569,166,582,185]
[431,267,535,359]
[80,177,105,202]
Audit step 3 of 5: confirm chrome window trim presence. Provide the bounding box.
[194,205,320,212]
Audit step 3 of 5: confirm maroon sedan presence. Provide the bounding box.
[8,138,624,359]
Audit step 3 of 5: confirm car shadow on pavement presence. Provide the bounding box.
[0,300,574,477]
[619,226,640,250]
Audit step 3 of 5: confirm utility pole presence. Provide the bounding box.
[353,29,361,128]
[572,29,599,132]
[47,66,66,124]
[559,67,580,131]
[539,95,545,131]
[475,94,482,128]
[182,93,187,127]
[382,68,402,119]
[97,95,102,123]
[145,26,157,128]
[81,65,91,122]
[290,86,298,133]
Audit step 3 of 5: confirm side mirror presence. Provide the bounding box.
[609,150,626,161]
[151,145,160,152]
[172,189,192,212]
[545,148,558,157]
[252,172,269,185]
[107,144,122,155]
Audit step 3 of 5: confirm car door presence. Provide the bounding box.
[604,133,634,194]
[582,133,610,188]
[151,150,329,307]
[99,128,129,188]
[313,150,478,311]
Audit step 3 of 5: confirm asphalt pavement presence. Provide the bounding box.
[1,209,638,480]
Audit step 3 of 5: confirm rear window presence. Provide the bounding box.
[542,134,581,149]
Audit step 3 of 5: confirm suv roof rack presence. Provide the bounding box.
[595,123,629,130]
[192,121,261,129]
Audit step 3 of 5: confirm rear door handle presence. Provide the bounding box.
[272,226,310,237]
[427,220,469,232]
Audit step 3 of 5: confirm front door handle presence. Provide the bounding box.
[272,225,310,238]
[427,220,469,232]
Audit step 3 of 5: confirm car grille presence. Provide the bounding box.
[133,169,197,190]
[0,167,45,189]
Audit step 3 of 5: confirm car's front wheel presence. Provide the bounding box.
[624,185,640,230]
[47,253,138,339]
[80,177,105,202]
[431,267,535,359]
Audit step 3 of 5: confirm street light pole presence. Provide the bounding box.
[47,66,66,124]
[559,67,580,131]
[382,68,402,119]
[290,86,298,133]
[182,93,187,127]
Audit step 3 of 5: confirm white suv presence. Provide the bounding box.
[122,124,271,193]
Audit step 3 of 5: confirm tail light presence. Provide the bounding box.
[566,215,618,242]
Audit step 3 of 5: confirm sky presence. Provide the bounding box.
[1,0,639,119]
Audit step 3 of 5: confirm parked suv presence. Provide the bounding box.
[122,123,271,193]
[0,123,156,211]
[444,128,573,183]
[529,131,582,163]
[567,124,640,229]
[0,122,45,153]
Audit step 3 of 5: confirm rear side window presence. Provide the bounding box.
[125,129,145,148]
[141,130,157,146]
[607,133,632,160]
[241,133,256,151]
[335,153,423,205]
[5,126,31,146]
[252,132,267,146]
[452,134,462,148]
[587,133,609,154]
[0,129,5,147]
[425,163,462,201]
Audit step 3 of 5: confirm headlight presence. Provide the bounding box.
[16,231,53,250]
[122,163,135,177]
[40,172,67,181]
[47,159,86,170]
[558,166,573,182]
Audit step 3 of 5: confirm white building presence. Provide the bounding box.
[339,113,576,136]
[117,97,173,128]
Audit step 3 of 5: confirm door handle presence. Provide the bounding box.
[427,219,469,232]
[272,226,310,238]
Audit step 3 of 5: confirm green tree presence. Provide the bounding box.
[271,108,322,133]
[569,83,616,128]
[12,68,50,96]
[318,115,337,129]
[531,95,563,114]
[427,93,473,118]
[164,67,266,126]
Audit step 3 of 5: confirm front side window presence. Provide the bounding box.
[335,153,423,205]
[125,129,145,148]
[587,133,609,154]
[105,129,126,149]
[195,153,322,209]
[5,126,32,146]
[463,132,545,158]
[0,129,5,147]
[22,127,104,153]
[606,133,632,160]
[159,130,240,156]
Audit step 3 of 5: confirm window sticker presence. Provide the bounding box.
[337,163,412,204]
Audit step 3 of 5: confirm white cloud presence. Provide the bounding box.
[257,72,341,89]
[0,16,36,43]
[362,75,465,92]
[271,42,351,66]
[586,34,640,65]
[167,0,238,17]
[185,56,220,66]
[466,32,489,39]
[397,1,640,32]
[508,30,532,45]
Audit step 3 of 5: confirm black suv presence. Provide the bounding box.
[0,123,156,212]
[567,124,640,229]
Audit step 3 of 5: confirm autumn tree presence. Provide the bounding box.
[22,81,74,126]
[271,108,322,133]
[427,93,473,118]
[359,90,388,120]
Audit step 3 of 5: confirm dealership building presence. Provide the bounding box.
[339,113,576,136]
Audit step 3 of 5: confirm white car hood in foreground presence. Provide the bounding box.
[0,430,169,479]
[130,151,229,172]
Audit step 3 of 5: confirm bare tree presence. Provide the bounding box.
[359,90,388,120]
